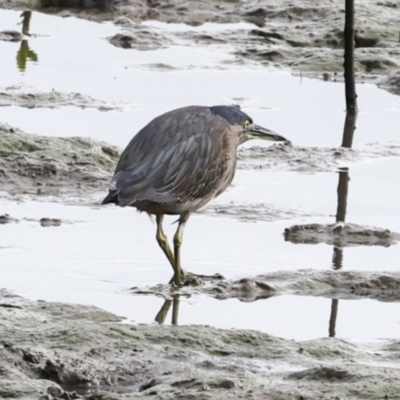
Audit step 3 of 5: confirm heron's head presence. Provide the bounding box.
[209,105,287,144]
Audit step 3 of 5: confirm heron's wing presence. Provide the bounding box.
[109,107,231,206]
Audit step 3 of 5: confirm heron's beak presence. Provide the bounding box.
[247,124,287,142]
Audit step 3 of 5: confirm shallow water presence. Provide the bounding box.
[126,295,400,343]
[1,9,400,344]
[1,158,400,343]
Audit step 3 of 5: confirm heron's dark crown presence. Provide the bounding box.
[209,105,252,126]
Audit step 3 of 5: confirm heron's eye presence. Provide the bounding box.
[243,120,251,130]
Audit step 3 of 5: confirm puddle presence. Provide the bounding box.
[122,295,400,344]
[1,7,400,350]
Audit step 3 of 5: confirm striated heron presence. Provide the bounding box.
[102,105,288,286]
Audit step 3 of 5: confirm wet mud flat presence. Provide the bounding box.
[2,129,400,400]
[132,268,400,303]
[1,4,400,400]
[1,0,400,93]
[2,119,400,201]
[2,289,400,400]
[0,86,130,111]
[0,123,120,202]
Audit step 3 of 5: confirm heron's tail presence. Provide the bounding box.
[101,190,119,205]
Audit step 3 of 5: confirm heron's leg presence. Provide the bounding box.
[172,212,190,286]
[155,214,175,273]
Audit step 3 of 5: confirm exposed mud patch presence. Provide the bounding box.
[2,289,400,400]
[378,71,400,96]
[0,86,131,111]
[198,202,323,222]
[39,0,115,12]
[134,62,176,71]
[0,213,19,224]
[0,214,77,226]
[284,222,400,247]
[238,141,400,172]
[107,29,171,50]
[0,123,120,202]
[0,214,77,227]
[38,217,62,227]
[131,269,400,303]
[0,30,22,42]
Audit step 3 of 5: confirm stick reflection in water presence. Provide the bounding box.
[329,111,357,337]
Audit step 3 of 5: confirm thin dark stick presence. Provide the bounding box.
[344,0,357,113]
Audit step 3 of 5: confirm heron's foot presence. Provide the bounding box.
[170,268,183,287]
[169,268,183,287]
[169,270,224,287]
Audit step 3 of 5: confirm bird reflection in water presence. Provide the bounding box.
[16,11,38,72]
[155,296,180,326]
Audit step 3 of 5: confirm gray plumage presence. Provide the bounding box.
[102,105,288,286]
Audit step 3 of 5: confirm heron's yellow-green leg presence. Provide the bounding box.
[155,215,176,273]
[172,213,189,286]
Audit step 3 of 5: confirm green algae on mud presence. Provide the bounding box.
[2,288,400,400]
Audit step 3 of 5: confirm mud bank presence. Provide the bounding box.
[284,222,400,247]
[238,141,400,172]
[0,123,119,202]
[0,86,131,111]
[0,212,75,226]
[2,288,400,400]
[198,201,323,222]
[131,269,400,303]
[2,122,400,204]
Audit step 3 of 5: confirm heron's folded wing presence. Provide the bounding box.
[113,130,227,206]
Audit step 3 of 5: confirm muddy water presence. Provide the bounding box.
[1,8,400,350]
